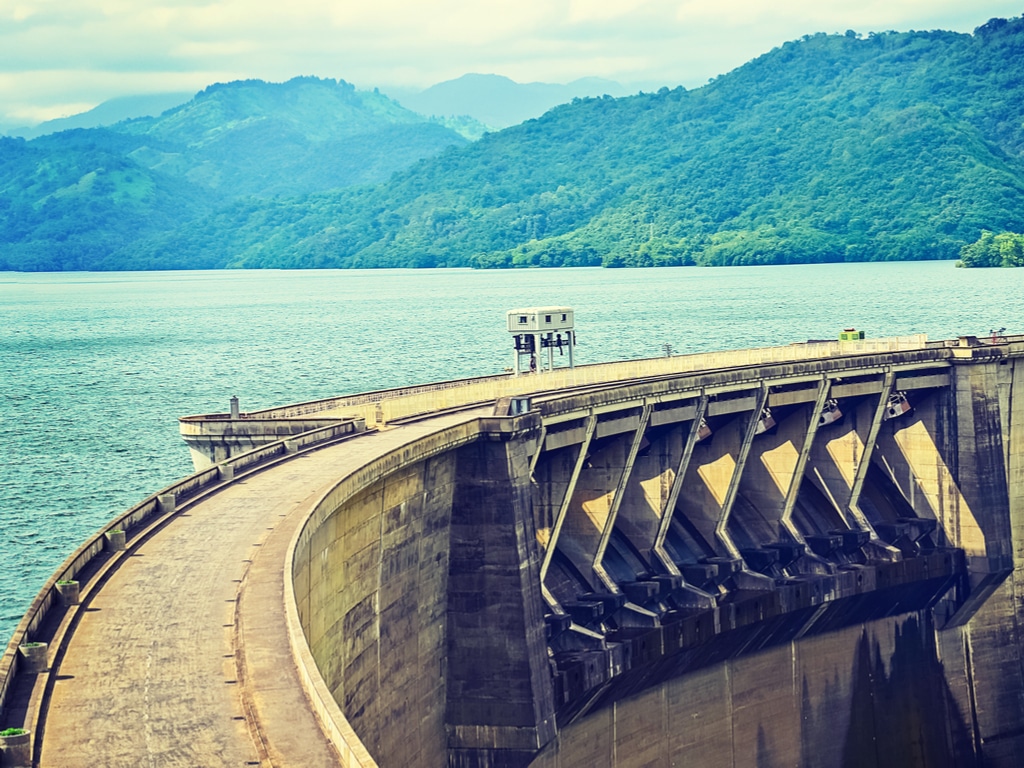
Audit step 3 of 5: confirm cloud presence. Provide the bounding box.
[0,0,1021,124]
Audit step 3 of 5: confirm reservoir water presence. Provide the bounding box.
[1,261,1021,644]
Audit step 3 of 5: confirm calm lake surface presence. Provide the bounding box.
[1,262,1021,644]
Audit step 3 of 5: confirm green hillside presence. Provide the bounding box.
[126,17,1024,271]
[7,18,1024,272]
[0,78,467,271]
[0,130,219,271]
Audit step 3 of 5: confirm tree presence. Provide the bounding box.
[958,230,1024,267]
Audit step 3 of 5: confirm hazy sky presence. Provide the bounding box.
[1,0,1020,124]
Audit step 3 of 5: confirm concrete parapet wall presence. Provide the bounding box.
[180,415,366,469]
[309,336,931,426]
[178,416,348,437]
[217,336,928,424]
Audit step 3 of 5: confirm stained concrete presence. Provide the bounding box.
[528,613,975,767]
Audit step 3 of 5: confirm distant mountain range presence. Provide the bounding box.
[385,74,634,129]
[4,16,1024,272]
[7,93,194,140]
[2,74,636,140]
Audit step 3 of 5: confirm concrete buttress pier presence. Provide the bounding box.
[446,423,557,765]
[6,334,1024,767]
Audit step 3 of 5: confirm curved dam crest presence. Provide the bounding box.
[3,333,1023,767]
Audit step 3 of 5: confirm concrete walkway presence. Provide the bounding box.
[38,409,489,767]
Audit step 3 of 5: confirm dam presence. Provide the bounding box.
[1,330,1023,767]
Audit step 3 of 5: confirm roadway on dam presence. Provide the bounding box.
[37,407,491,768]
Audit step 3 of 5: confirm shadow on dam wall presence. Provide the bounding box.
[529,613,974,768]
[835,618,973,768]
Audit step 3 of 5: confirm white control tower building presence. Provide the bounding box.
[506,307,576,375]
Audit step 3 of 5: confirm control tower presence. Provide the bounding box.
[506,306,575,375]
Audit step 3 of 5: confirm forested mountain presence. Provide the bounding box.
[122,17,1024,271]
[6,17,1024,272]
[114,78,469,197]
[0,129,218,271]
[0,77,467,271]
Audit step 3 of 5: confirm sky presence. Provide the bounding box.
[1,0,1021,126]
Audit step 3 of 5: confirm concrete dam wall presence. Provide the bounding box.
[285,339,1024,767]
[7,336,1023,767]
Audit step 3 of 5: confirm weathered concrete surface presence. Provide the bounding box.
[933,359,1024,764]
[38,409,489,768]
[26,339,1024,768]
[615,422,683,552]
[291,416,556,768]
[297,452,457,767]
